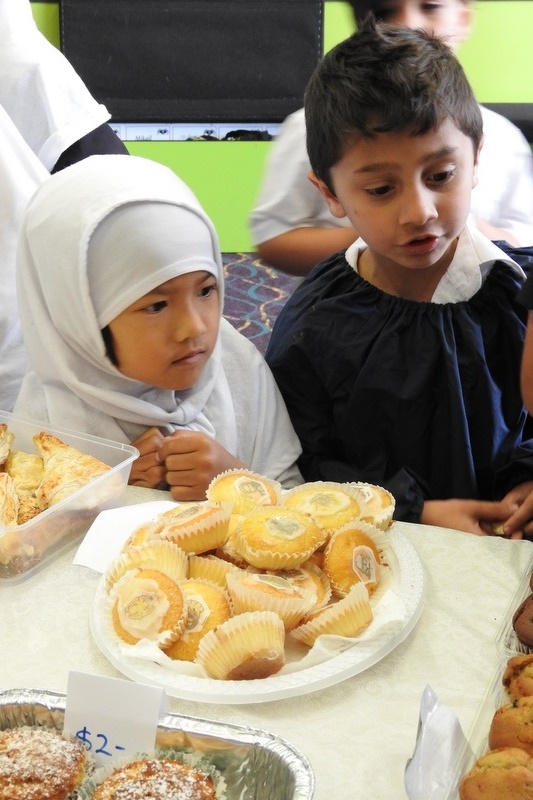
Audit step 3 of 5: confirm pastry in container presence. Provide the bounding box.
[206,468,281,515]
[88,757,217,799]
[231,506,327,569]
[195,610,286,680]
[459,746,533,800]
[503,653,533,701]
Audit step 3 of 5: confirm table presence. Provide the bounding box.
[2,485,532,799]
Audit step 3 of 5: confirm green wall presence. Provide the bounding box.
[31,1,533,251]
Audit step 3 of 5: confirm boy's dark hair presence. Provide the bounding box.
[305,18,483,193]
[347,1,470,26]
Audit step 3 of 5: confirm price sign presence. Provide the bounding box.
[63,672,166,767]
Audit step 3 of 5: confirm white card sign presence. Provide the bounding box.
[63,671,166,766]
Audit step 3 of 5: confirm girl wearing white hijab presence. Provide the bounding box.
[0,0,126,171]
[14,154,302,498]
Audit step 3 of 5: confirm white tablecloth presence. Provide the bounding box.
[2,485,532,799]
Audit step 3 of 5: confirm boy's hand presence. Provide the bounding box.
[421,498,521,537]
[497,482,533,539]
[129,426,167,488]
[159,430,246,501]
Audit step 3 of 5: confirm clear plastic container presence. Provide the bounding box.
[495,551,533,658]
[0,412,137,585]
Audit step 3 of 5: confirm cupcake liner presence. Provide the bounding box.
[286,561,332,610]
[108,567,188,649]
[195,610,286,680]
[188,552,243,588]
[346,482,395,530]
[206,469,282,515]
[105,540,189,592]
[290,582,373,647]
[226,571,316,630]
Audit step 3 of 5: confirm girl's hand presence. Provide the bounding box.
[421,498,520,537]
[159,430,246,501]
[129,427,167,488]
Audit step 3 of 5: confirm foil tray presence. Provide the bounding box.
[0,688,314,800]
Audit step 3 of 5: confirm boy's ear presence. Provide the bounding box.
[472,135,484,190]
[307,171,348,219]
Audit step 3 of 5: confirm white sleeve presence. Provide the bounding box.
[473,107,533,246]
[249,108,350,245]
[220,322,303,488]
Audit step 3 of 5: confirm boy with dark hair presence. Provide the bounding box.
[266,20,533,536]
[250,0,533,275]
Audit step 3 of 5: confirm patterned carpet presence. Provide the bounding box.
[222,253,300,355]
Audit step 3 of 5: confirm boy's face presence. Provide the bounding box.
[363,1,472,50]
[310,119,479,278]
[108,270,220,391]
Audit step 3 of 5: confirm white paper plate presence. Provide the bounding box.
[90,526,424,704]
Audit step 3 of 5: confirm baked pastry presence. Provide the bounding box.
[105,540,188,592]
[282,482,362,538]
[231,506,328,569]
[109,567,188,649]
[348,482,395,530]
[0,473,19,528]
[206,469,281,515]
[0,423,14,468]
[156,501,232,553]
[504,654,533,701]
[459,747,533,799]
[195,610,286,680]
[513,595,533,648]
[323,522,382,597]
[165,578,232,661]
[266,562,332,611]
[188,552,242,588]
[226,570,316,630]
[33,432,110,506]
[489,696,533,756]
[0,725,90,799]
[90,758,215,799]
[290,582,373,647]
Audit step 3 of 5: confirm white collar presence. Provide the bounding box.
[345,219,525,303]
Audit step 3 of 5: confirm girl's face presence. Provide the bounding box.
[368,1,472,51]
[107,270,220,391]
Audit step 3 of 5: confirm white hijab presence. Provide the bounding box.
[15,154,238,448]
[0,103,47,411]
[0,0,109,169]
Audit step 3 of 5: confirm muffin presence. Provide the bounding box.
[231,506,328,569]
[283,482,362,539]
[513,595,533,648]
[290,582,373,647]
[195,610,286,680]
[109,567,188,649]
[459,747,533,800]
[155,501,232,553]
[0,725,91,800]
[323,521,382,597]
[89,758,215,799]
[206,469,281,515]
[226,570,316,630]
[489,696,533,756]
[503,654,533,701]
[266,562,332,611]
[165,579,232,662]
[188,553,242,589]
[348,482,395,530]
